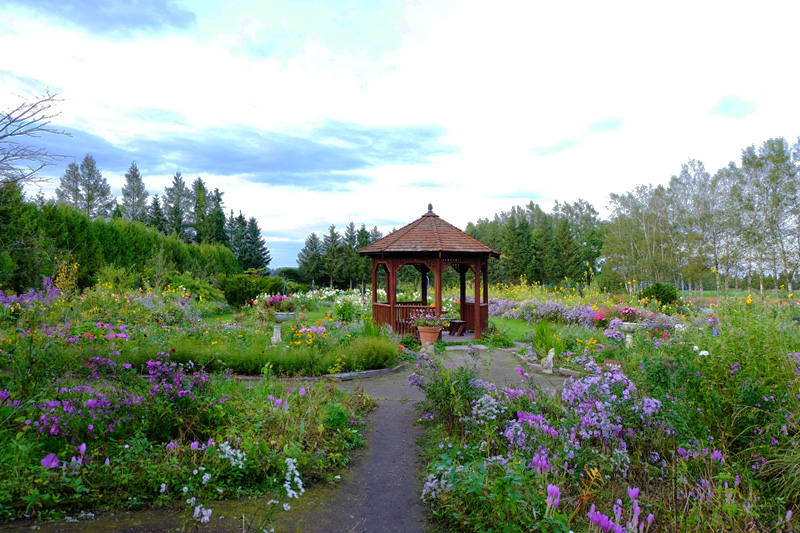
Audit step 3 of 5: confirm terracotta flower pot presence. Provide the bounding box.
[417,326,441,347]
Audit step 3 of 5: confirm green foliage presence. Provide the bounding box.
[482,322,514,348]
[333,298,356,322]
[0,285,379,522]
[640,282,678,305]
[218,273,284,306]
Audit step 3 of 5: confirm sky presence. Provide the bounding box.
[3,0,800,268]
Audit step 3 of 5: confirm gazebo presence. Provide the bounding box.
[358,205,501,340]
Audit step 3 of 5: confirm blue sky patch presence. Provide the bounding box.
[711,96,756,118]
[7,0,196,36]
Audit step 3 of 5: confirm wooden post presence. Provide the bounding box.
[435,257,443,316]
[473,262,481,339]
[459,267,466,321]
[420,264,428,305]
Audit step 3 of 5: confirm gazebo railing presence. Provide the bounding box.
[372,301,488,336]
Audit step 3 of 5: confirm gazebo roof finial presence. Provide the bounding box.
[428,203,433,212]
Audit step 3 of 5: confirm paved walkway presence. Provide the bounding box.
[274,346,565,533]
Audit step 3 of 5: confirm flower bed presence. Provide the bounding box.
[414,292,800,531]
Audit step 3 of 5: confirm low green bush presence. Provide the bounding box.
[640,282,679,305]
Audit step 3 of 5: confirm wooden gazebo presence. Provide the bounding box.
[358,205,500,340]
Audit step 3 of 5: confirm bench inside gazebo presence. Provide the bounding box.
[358,205,501,340]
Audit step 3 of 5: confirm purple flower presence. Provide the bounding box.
[546,484,560,509]
[78,442,86,456]
[41,453,60,469]
[711,449,724,462]
[166,441,178,450]
[627,486,640,500]
[190,441,200,450]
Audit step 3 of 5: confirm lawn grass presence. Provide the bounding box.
[488,317,532,342]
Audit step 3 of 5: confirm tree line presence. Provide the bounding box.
[603,137,800,297]
[53,154,271,273]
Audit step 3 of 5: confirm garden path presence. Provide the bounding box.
[5,347,565,533]
[273,345,565,533]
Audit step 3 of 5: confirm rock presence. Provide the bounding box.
[542,348,555,374]
[525,344,538,363]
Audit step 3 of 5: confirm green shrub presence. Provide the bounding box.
[218,273,284,306]
[342,336,399,370]
[640,282,679,305]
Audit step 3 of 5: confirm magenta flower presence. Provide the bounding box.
[41,453,60,469]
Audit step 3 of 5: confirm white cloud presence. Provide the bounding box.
[4,0,800,266]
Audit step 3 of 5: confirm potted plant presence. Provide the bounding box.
[411,310,449,347]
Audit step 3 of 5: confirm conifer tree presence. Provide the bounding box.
[163,172,191,240]
[55,154,115,220]
[120,161,149,223]
[297,232,324,284]
[148,195,168,234]
[55,162,82,209]
[240,217,271,271]
[208,188,228,246]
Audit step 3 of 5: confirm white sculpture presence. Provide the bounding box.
[542,348,555,374]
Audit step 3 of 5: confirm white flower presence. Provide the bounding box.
[693,345,699,351]
[182,486,189,493]
[283,503,291,511]
[202,473,211,485]
[699,350,709,356]
[159,483,167,494]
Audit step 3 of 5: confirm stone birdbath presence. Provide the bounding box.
[272,312,296,345]
[618,321,638,346]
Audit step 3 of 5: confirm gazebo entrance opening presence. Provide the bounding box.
[359,206,500,340]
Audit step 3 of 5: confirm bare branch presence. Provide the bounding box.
[0,91,71,185]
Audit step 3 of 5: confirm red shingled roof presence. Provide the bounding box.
[358,205,500,257]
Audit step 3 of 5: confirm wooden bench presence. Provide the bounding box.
[447,320,467,336]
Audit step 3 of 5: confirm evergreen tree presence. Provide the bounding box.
[322,224,344,286]
[79,154,115,220]
[111,204,123,219]
[297,232,324,285]
[163,172,191,240]
[55,155,114,220]
[553,217,581,282]
[190,177,211,243]
[501,210,533,282]
[356,224,372,289]
[226,210,247,262]
[530,215,557,284]
[208,188,228,246]
[341,221,359,288]
[120,161,149,223]
[240,217,271,271]
[148,195,168,234]
[55,162,82,209]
